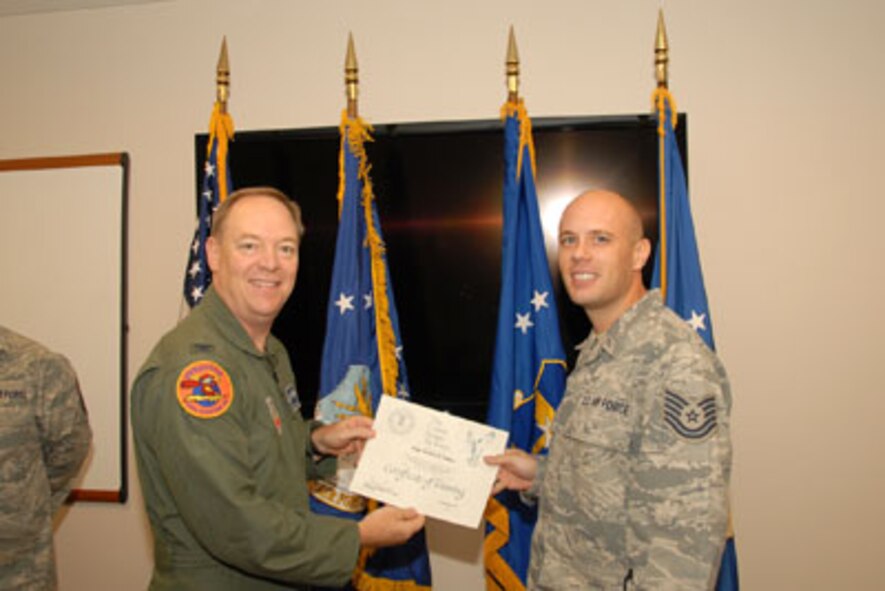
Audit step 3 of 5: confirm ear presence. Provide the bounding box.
[633,238,652,270]
[206,236,220,273]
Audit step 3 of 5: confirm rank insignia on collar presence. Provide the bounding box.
[176,360,234,419]
[664,390,717,440]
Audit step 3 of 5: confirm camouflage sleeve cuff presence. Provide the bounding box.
[524,454,547,500]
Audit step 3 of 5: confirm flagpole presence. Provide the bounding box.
[506,25,519,102]
[654,9,669,298]
[217,37,230,113]
[181,37,234,316]
[213,37,233,204]
[345,32,359,118]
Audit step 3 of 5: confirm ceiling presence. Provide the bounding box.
[0,0,166,17]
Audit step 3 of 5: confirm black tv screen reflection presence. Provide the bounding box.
[196,114,687,422]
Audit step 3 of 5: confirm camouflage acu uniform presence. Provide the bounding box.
[0,326,92,591]
[528,291,731,590]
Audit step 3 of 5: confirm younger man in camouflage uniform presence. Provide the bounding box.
[0,326,92,590]
[487,190,731,590]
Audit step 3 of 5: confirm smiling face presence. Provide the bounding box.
[206,193,300,350]
[557,190,651,332]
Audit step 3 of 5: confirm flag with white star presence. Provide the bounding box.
[183,102,233,308]
[483,99,567,591]
[309,112,431,590]
[651,88,739,590]
[650,93,715,349]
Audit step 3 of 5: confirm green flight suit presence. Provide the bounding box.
[131,287,360,590]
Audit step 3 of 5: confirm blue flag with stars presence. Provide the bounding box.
[183,102,233,308]
[651,89,739,590]
[483,99,568,591]
[309,112,431,591]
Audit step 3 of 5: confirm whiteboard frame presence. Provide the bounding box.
[0,153,129,503]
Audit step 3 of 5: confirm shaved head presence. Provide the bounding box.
[557,189,651,332]
[562,190,645,242]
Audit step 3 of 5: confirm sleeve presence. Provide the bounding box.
[36,353,92,510]
[629,343,732,590]
[523,453,547,502]
[135,363,360,587]
[306,419,338,481]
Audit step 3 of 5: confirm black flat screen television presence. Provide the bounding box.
[196,113,687,422]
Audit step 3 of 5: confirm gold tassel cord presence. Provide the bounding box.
[207,101,235,203]
[500,99,537,183]
[340,114,399,399]
[651,87,677,299]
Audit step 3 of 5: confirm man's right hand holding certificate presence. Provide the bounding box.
[484,448,538,495]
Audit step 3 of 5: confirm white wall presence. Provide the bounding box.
[2,1,883,589]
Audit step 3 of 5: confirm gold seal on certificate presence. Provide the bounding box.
[350,395,508,528]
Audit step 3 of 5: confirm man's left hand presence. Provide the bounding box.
[311,416,375,457]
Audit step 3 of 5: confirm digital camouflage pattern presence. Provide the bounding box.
[0,325,91,591]
[528,291,731,590]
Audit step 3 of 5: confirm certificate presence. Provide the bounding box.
[349,395,508,528]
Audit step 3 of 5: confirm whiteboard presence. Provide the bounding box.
[0,154,128,503]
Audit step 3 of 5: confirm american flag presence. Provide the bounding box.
[183,102,233,308]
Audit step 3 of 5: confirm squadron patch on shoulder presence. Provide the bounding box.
[176,360,234,419]
[664,390,717,441]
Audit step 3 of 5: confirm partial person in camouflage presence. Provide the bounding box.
[0,325,92,591]
[486,190,731,590]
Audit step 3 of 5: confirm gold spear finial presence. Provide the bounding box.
[655,9,669,89]
[216,37,230,112]
[506,26,520,101]
[345,32,359,118]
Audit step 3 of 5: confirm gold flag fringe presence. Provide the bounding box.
[207,101,235,203]
[651,87,677,299]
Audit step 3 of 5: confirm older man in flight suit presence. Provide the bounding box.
[131,187,424,590]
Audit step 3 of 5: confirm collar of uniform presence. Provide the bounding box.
[577,289,662,360]
[199,286,266,358]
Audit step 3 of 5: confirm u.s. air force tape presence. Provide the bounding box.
[664,390,717,440]
[176,360,234,419]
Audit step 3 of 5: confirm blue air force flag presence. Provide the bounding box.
[650,97,714,349]
[309,113,431,591]
[483,100,568,591]
[651,90,739,590]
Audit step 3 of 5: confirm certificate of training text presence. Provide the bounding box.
[350,396,508,528]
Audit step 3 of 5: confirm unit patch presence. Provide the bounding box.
[283,384,301,412]
[664,390,717,440]
[176,360,234,419]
